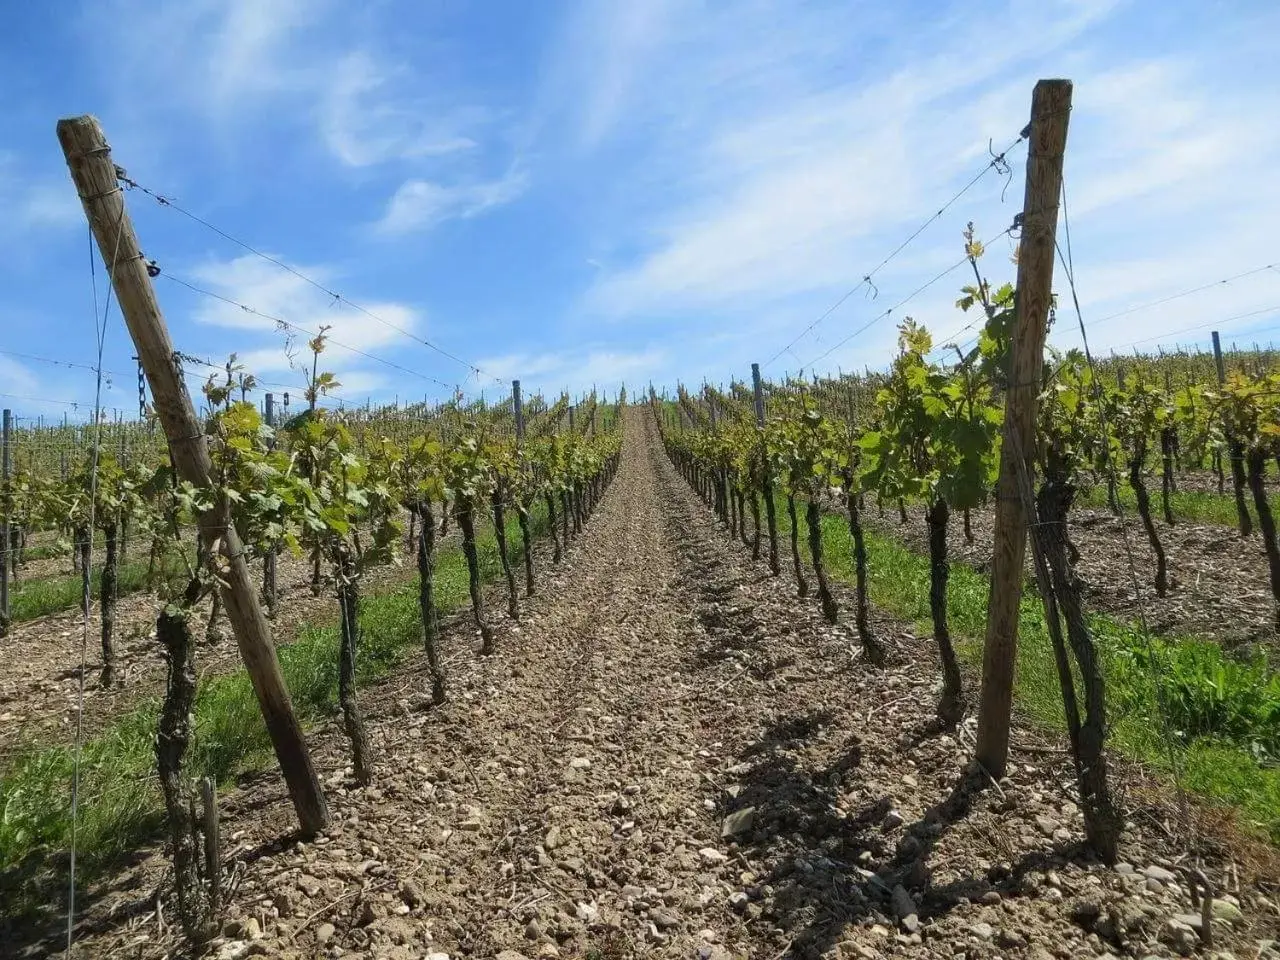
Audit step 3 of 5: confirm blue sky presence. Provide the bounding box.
[3,0,1280,420]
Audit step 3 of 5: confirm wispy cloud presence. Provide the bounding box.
[176,253,435,400]
[318,50,489,168]
[566,0,1118,330]
[375,169,528,235]
[477,346,666,396]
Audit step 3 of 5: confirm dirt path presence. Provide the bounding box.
[25,409,1279,959]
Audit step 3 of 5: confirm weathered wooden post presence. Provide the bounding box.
[263,393,279,617]
[974,80,1072,779]
[753,363,780,575]
[0,409,10,637]
[58,115,329,833]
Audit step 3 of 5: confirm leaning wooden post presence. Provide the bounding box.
[753,364,781,575]
[0,409,10,637]
[58,115,329,833]
[974,80,1072,779]
[513,380,525,441]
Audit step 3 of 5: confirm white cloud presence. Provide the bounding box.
[562,0,1119,330]
[477,346,666,397]
[170,253,449,401]
[0,356,41,397]
[0,154,82,240]
[375,170,528,235]
[319,51,485,167]
[531,0,1280,382]
[86,0,323,119]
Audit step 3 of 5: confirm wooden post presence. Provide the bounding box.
[513,380,525,441]
[751,363,766,424]
[974,80,1072,779]
[58,115,329,833]
[1211,331,1226,384]
[0,409,10,637]
[136,357,146,419]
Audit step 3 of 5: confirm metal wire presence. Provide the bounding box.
[1055,175,1194,851]
[117,171,503,385]
[67,206,124,956]
[763,131,1029,369]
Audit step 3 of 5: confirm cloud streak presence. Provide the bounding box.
[376,169,529,235]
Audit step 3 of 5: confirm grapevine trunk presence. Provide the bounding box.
[926,499,963,727]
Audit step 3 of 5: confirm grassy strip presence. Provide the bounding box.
[1079,482,1280,529]
[0,505,549,918]
[15,543,67,564]
[10,551,187,624]
[771,500,1280,842]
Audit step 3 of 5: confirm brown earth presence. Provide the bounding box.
[12,409,1280,959]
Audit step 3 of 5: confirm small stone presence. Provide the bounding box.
[496,952,532,960]
[997,929,1025,949]
[699,847,728,864]
[399,879,424,908]
[460,819,483,832]
[315,922,336,944]
[1035,815,1059,837]
[721,806,756,838]
[544,825,563,850]
[1070,899,1101,928]
[569,757,591,769]
[890,885,919,934]
[651,907,680,930]
[882,810,905,830]
[969,922,994,940]
[729,892,749,914]
[525,919,541,940]
[242,917,262,940]
[1211,899,1244,924]
[1143,865,1178,884]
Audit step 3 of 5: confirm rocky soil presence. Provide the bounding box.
[13,408,1280,959]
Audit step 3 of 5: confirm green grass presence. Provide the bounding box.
[772,498,1280,842]
[15,542,67,564]
[1079,482,1280,528]
[0,505,548,920]
[9,551,187,624]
